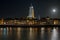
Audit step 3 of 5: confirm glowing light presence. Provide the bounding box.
[1,28,3,30]
[41,27,45,31]
[17,27,21,32]
[41,29,44,38]
[30,27,33,31]
[51,27,58,40]
[31,6,33,8]
[52,9,56,12]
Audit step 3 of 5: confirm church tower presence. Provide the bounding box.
[27,4,35,19]
[27,4,35,25]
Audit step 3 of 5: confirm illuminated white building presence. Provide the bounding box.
[27,4,35,18]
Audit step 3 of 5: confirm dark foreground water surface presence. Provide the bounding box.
[0,27,60,40]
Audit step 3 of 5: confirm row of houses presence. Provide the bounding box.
[0,17,59,25]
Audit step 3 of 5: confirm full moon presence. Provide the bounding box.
[52,9,56,12]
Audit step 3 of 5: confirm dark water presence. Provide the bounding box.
[0,27,60,40]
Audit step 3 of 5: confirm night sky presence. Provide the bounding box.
[0,0,60,18]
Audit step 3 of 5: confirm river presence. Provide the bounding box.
[0,27,59,40]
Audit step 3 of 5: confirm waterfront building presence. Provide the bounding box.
[0,18,4,25]
[27,4,35,25]
[53,19,59,25]
[27,4,35,18]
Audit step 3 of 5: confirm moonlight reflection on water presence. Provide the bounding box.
[0,27,59,40]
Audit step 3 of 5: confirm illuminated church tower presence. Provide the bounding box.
[27,4,35,18]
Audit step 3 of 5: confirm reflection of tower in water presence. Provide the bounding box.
[29,28,37,40]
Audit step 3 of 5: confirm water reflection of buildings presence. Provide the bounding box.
[0,27,59,40]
